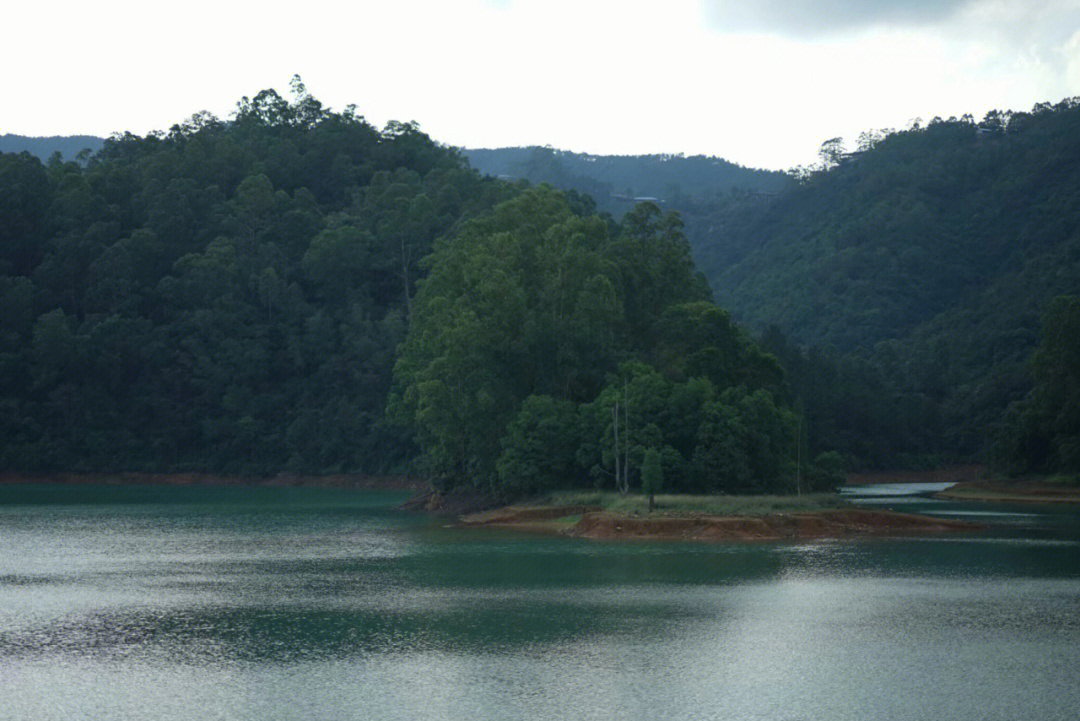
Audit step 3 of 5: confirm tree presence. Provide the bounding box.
[641,447,663,512]
[496,395,584,497]
[995,296,1080,475]
[389,187,616,489]
[818,137,845,168]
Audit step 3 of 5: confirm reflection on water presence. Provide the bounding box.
[1,484,1079,721]
[838,481,957,498]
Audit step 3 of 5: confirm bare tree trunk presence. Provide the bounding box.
[400,236,412,318]
[612,403,623,495]
[796,413,802,497]
[623,378,630,495]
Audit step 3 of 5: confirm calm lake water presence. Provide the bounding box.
[1,483,1078,721]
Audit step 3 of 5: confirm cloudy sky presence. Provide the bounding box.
[5,0,1078,169]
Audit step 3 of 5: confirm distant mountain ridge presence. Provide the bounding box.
[0,134,105,161]
[1,137,788,210]
[464,146,790,214]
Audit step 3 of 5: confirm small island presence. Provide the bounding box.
[454,491,981,542]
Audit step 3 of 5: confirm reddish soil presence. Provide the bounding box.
[845,464,986,486]
[458,505,981,542]
[0,472,427,491]
[569,509,980,542]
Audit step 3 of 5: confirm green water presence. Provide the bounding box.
[1,484,1078,721]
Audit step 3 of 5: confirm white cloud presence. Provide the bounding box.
[703,0,974,37]
[2,0,1077,170]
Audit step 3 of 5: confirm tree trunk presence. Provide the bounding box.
[623,378,630,495]
[612,403,623,496]
[400,236,412,318]
[796,412,802,497]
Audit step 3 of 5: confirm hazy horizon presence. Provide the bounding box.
[5,0,1079,170]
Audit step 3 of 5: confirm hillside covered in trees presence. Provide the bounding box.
[389,193,808,495]
[456,103,1080,476]
[0,83,815,496]
[693,99,1080,473]
[463,102,1080,477]
[0,82,516,475]
[6,88,1076,481]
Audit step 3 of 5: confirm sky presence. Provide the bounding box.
[4,0,1079,169]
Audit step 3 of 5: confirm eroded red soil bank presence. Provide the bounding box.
[461,505,980,542]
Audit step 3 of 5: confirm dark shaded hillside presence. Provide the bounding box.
[0,85,515,473]
[695,98,1080,466]
[464,146,790,215]
[701,103,1080,351]
[0,134,104,161]
[10,99,1075,476]
[1,84,807,495]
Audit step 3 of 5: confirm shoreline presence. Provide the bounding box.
[934,480,1080,504]
[0,472,427,492]
[460,505,982,543]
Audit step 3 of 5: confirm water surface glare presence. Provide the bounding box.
[1,484,1079,720]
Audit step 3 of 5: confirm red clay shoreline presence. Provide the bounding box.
[0,472,427,491]
[461,506,983,543]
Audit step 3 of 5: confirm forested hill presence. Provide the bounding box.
[7,94,1076,478]
[0,86,517,473]
[698,100,1080,351]
[694,98,1080,469]
[464,146,790,214]
[1,84,813,494]
[0,134,104,161]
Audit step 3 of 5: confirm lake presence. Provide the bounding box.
[1,483,1078,721]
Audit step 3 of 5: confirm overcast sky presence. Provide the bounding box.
[5,0,1078,169]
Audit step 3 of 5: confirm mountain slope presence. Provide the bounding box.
[0,90,515,473]
[696,99,1080,462]
[464,146,790,215]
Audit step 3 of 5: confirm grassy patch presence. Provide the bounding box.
[1046,474,1080,487]
[544,513,583,527]
[536,490,844,517]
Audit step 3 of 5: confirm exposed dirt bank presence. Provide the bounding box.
[0,472,427,491]
[460,505,980,542]
[935,480,1080,504]
[846,465,986,486]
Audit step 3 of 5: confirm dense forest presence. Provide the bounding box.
[688,99,1080,474]
[467,103,1080,477]
[1,82,516,476]
[5,91,1078,482]
[0,82,821,495]
[388,193,817,495]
